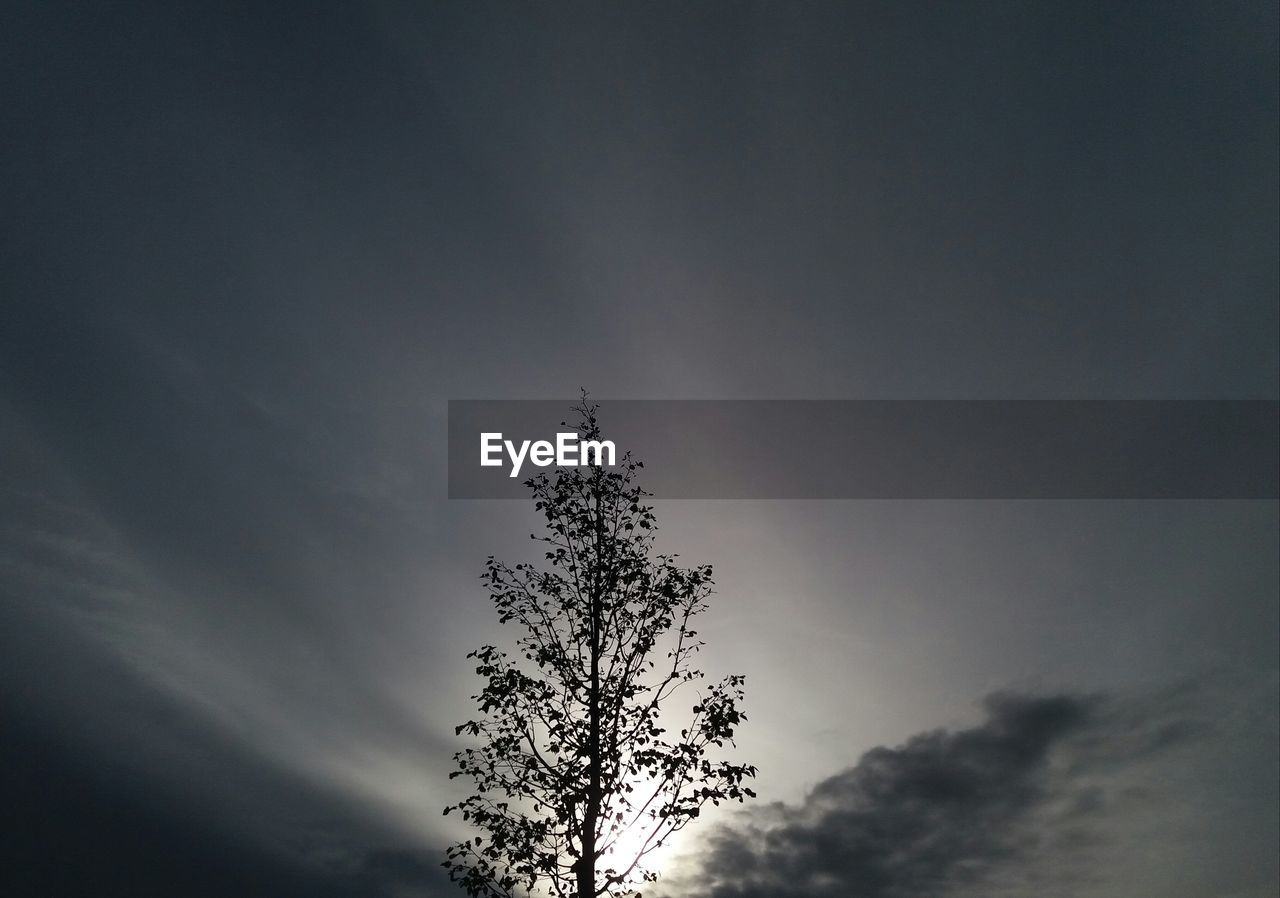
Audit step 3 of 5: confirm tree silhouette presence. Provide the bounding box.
[444,398,757,898]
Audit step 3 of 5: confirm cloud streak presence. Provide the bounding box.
[665,690,1203,898]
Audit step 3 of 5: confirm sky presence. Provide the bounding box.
[2,2,1278,897]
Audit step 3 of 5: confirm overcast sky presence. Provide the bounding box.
[3,2,1278,897]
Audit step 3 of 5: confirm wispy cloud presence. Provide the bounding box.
[662,689,1206,898]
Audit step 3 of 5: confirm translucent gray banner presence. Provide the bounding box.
[448,400,1279,499]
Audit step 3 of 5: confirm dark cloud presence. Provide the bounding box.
[0,684,451,898]
[667,691,1203,898]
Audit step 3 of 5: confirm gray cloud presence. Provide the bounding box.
[665,690,1203,898]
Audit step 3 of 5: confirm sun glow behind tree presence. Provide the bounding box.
[444,398,757,898]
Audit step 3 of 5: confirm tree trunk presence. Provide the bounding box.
[579,485,605,898]
[579,662,600,898]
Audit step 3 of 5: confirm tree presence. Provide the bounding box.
[444,398,757,898]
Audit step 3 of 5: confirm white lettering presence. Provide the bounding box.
[579,439,615,467]
[504,438,531,478]
[529,440,555,467]
[480,433,504,466]
[556,431,578,465]
[482,433,619,478]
